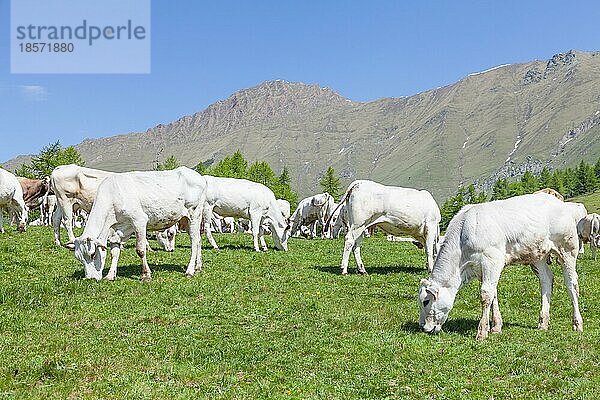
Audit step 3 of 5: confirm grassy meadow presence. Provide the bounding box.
[1,226,600,399]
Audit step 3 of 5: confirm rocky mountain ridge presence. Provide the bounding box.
[4,50,600,201]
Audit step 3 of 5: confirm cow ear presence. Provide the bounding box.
[425,286,439,300]
[420,278,430,286]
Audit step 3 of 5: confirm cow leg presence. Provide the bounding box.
[61,203,77,248]
[424,221,440,272]
[477,255,502,340]
[531,259,554,330]
[578,239,584,255]
[133,221,152,282]
[559,252,583,332]
[145,238,154,252]
[250,214,263,252]
[490,295,503,334]
[258,224,268,251]
[341,227,364,275]
[51,205,63,245]
[104,242,122,281]
[260,234,268,252]
[203,209,219,250]
[592,241,597,261]
[310,221,317,239]
[320,218,327,239]
[13,197,28,232]
[352,235,367,275]
[0,210,4,233]
[185,218,203,277]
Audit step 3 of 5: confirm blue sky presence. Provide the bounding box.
[1,0,599,162]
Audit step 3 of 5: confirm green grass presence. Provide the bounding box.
[1,227,600,399]
[570,190,600,214]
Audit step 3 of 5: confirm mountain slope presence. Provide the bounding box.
[4,50,600,201]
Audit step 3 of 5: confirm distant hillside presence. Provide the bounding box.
[4,50,600,201]
[570,191,600,213]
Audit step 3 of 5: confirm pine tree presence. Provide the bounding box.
[155,155,180,171]
[319,166,341,201]
[278,166,291,186]
[230,150,248,178]
[550,171,566,196]
[248,161,277,187]
[16,141,85,178]
[520,171,539,193]
[194,162,207,175]
[594,158,600,180]
[491,178,510,200]
[539,166,552,188]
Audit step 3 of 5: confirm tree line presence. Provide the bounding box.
[11,142,600,230]
[440,158,600,229]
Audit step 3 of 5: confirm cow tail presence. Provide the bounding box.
[324,182,358,231]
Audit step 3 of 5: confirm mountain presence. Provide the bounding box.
[4,50,600,201]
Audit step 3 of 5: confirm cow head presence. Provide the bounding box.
[418,279,455,334]
[157,225,177,252]
[265,216,290,251]
[74,237,107,280]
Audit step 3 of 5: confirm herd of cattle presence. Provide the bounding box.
[1,164,600,339]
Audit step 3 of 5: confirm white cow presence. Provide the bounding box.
[156,223,178,252]
[577,213,600,261]
[330,180,440,274]
[419,193,583,340]
[202,176,290,252]
[290,193,335,239]
[50,164,114,247]
[73,167,207,281]
[0,168,28,233]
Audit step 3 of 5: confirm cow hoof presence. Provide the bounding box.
[475,331,488,341]
[573,322,583,332]
[104,275,116,282]
[141,275,152,282]
[491,326,502,334]
[341,271,348,275]
[185,273,194,279]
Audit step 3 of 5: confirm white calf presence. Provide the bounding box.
[419,193,583,340]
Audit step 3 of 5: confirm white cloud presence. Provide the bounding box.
[19,85,48,101]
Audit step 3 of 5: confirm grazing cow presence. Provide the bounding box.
[277,199,291,221]
[419,193,583,340]
[156,223,178,252]
[290,193,335,239]
[202,176,290,252]
[577,213,600,261]
[534,187,564,201]
[17,177,50,209]
[50,164,114,247]
[0,168,28,232]
[330,180,440,274]
[73,167,207,281]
